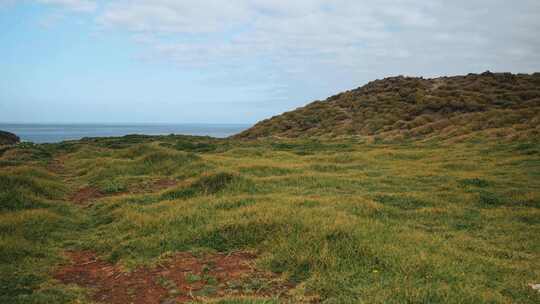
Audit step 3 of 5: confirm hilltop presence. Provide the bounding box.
[235,72,540,141]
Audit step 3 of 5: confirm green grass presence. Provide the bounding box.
[1,135,539,303]
[0,167,88,303]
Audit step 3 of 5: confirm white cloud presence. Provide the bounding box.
[3,0,539,123]
[98,0,251,33]
[17,0,540,99]
[37,0,96,12]
[2,0,97,11]
[92,1,540,77]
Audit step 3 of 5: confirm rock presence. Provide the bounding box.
[0,130,20,145]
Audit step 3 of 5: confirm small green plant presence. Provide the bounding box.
[162,173,247,200]
[173,140,218,153]
[99,179,127,194]
[374,195,431,210]
[478,191,504,207]
[215,198,256,210]
[298,200,320,208]
[185,273,202,284]
[193,285,218,297]
[204,275,218,286]
[459,178,490,188]
[193,173,239,194]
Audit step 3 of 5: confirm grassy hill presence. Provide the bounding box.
[235,72,540,141]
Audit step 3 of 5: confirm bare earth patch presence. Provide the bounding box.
[130,178,179,194]
[54,251,293,304]
[70,186,104,205]
[70,179,178,205]
[47,159,65,174]
[151,179,178,191]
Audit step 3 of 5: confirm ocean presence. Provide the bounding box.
[0,123,251,144]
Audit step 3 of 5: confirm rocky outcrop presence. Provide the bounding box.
[0,130,20,145]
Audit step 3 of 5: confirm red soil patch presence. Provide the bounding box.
[151,179,178,191]
[70,179,178,205]
[70,186,104,205]
[130,179,179,194]
[47,155,71,175]
[54,251,293,304]
[47,160,65,174]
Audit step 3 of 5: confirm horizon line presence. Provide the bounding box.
[0,122,254,126]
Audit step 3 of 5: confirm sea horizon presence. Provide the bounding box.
[0,122,251,144]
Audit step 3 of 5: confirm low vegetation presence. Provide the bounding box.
[1,72,539,303]
[235,72,540,141]
[1,133,539,303]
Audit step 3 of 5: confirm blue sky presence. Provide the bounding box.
[1,0,539,124]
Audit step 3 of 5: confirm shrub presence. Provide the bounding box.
[459,178,490,188]
[478,191,504,207]
[239,166,294,177]
[172,140,218,153]
[161,172,247,200]
[374,195,432,210]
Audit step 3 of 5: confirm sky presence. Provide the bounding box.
[1,0,539,124]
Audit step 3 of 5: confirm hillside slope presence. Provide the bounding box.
[235,72,540,141]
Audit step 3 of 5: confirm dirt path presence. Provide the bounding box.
[48,154,181,206]
[69,178,179,205]
[48,155,293,303]
[55,251,293,304]
[70,186,105,205]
